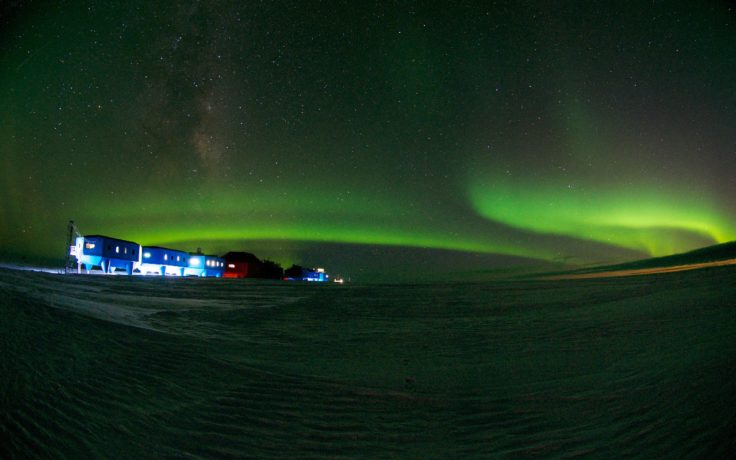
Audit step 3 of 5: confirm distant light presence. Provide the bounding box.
[189,257,200,266]
[144,252,151,258]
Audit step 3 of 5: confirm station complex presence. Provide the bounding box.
[70,234,332,282]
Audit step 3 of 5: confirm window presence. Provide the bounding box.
[124,247,128,254]
[85,242,95,249]
[176,255,180,261]
[115,246,120,253]
[164,254,168,261]
[228,264,235,268]
[144,252,151,259]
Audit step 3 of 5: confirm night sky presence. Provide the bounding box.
[2,1,735,278]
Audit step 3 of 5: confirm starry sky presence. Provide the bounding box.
[1,1,735,278]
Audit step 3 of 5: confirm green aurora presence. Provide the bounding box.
[2,1,736,274]
[469,179,735,257]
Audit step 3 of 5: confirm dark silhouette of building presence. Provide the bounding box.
[284,264,304,280]
[260,259,284,279]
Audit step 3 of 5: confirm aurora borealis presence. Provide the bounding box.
[1,1,735,276]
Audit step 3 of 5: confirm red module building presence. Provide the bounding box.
[222,252,263,278]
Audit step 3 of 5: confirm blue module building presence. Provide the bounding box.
[72,235,141,275]
[284,265,330,282]
[304,267,329,282]
[137,246,190,276]
[185,253,225,277]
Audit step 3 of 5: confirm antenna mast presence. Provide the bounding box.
[64,220,81,273]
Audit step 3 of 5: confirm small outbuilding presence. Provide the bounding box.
[283,264,329,282]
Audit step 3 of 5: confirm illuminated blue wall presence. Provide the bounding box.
[185,254,225,277]
[304,269,329,282]
[72,236,140,274]
[137,246,189,276]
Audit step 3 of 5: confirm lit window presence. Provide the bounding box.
[85,242,95,249]
[116,246,120,253]
[164,254,168,261]
[124,247,128,254]
[176,255,180,261]
[228,263,235,268]
[190,258,200,266]
[144,252,151,258]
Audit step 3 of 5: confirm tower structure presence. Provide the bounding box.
[64,220,81,273]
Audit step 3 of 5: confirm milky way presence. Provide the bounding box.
[2,1,735,275]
